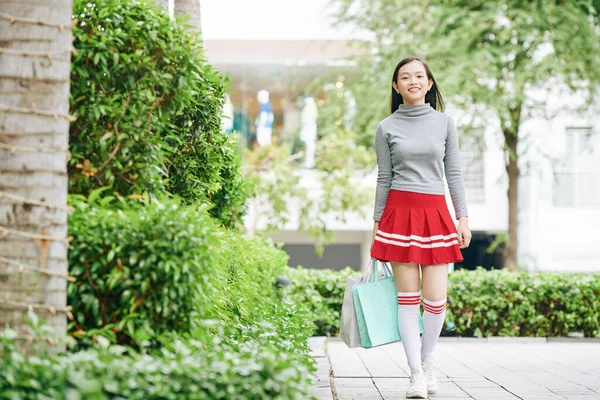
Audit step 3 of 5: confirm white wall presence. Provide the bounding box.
[248,101,600,272]
[450,109,508,233]
[200,0,371,41]
[519,111,600,272]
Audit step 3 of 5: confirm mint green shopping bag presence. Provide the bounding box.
[353,260,424,348]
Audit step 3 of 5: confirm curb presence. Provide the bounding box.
[437,336,600,343]
[325,337,339,400]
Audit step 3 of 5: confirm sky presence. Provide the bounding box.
[200,0,360,40]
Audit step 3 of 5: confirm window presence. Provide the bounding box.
[460,137,485,204]
[553,127,600,208]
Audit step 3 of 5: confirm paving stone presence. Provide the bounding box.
[553,390,599,395]
[311,336,600,400]
[372,377,408,393]
[460,388,518,397]
[309,336,327,358]
[327,340,371,377]
[313,356,330,386]
[452,380,503,389]
[310,385,334,400]
[486,336,547,343]
[333,378,382,399]
[357,346,407,378]
[334,378,379,388]
[373,377,472,399]
[336,392,382,400]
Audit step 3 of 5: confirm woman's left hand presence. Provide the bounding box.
[457,217,472,249]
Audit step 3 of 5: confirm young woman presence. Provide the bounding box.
[370,57,472,399]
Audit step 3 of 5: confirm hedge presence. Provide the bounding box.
[0,195,317,398]
[69,0,249,227]
[67,194,225,347]
[286,266,600,338]
[0,311,314,400]
[1,0,316,397]
[67,194,316,346]
[446,268,600,337]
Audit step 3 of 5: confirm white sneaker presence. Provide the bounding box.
[422,356,438,394]
[406,371,428,398]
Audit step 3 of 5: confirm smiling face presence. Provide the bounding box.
[392,60,433,105]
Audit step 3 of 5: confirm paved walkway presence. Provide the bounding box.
[309,336,600,400]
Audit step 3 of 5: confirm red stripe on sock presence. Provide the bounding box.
[423,304,446,314]
[423,303,446,310]
[425,309,445,315]
[423,302,446,308]
[398,295,421,306]
[423,302,446,310]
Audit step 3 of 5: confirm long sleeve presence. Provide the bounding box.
[373,123,392,221]
[444,116,468,219]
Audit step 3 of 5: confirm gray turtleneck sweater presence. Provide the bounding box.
[373,103,468,221]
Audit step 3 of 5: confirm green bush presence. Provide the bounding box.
[164,76,252,228]
[215,233,290,325]
[288,267,600,338]
[286,266,355,336]
[69,0,248,227]
[67,194,226,346]
[67,194,317,342]
[43,195,317,397]
[0,312,315,400]
[204,146,252,227]
[446,268,600,338]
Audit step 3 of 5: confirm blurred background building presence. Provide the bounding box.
[204,39,359,148]
[201,0,600,273]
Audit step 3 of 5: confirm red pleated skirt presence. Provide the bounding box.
[370,190,463,265]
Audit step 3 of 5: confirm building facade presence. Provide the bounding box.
[205,39,600,272]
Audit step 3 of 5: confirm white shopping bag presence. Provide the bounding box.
[339,260,388,348]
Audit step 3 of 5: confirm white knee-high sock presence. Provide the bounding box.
[397,291,422,374]
[421,297,447,359]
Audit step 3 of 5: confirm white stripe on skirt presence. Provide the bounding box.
[375,234,459,249]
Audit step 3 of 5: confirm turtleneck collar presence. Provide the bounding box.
[395,103,433,117]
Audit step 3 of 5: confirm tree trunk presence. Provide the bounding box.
[154,0,174,18]
[0,0,72,339]
[503,103,522,272]
[174,0,202,36]
[504,131,519,271]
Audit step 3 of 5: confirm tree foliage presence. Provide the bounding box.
[332,0,600,132]
[243,85,375,253]
[329,0,600,268]
[69,0,249,227]
[429,0,600,125]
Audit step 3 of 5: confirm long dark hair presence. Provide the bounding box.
[390,57,444,114]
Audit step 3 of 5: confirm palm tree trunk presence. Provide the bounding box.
[174,0,202,36]
[0,0,72,338]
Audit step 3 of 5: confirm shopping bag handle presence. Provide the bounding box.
[370,259,393,283]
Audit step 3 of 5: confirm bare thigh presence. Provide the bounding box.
[390,262,420,292]
[421,263,449,301]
